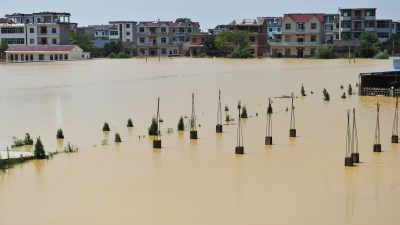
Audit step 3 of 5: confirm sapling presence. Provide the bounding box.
[103,122,111,132]
[56,128,64,139]
[127,118,134,127]
[340,85,344,89]
[241,106,248,118]
[267,100,273,114]
[148,117,158,136]
[301,84,307,96]
[24,133,34,145]
[114,132,122,143]
[225,105,229,112]
[348,84,353,96]
[225,114,231,122]
[34,137,46,159]
[64,142,79,153]
[341,92,346,99]
[177,116,185,131]
[323,88,330,101]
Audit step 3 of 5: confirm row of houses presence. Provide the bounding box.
[1,7,400,61]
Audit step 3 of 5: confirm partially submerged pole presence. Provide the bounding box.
[392,97,399,143]
[216,90,223,133]
[190,93,198,139]
[153,97,162,149]
[289,93,296,137]
[265,98,273,145]
[373,103,382,152]
[351,108,360,163]
[345,110,354,167]
[235,101,244,154]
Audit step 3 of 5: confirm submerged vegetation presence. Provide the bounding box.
[301,84,307,97]
[57,128,64,139]
[34,137,46,159]
[341,92,347,99]
[103,122,111,132]
[64,142,79,153]
[177,116,185,131]
[148,117,158,136]
[323,88,330,101]
[241,106,248,118]
[11,133,34,148]
[114,133,122,143]
[348,84,353,96]
[127,118,134,128]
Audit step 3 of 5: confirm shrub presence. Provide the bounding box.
[57,128,64,139]
[315,44,336,59]
[323,88,330,101]
[24,133,34,145]
[267,101,273,114]
[225,114,231,122]
[348,84,353,96]
[64,142,79,153]
[374,51,389,59]
[34,137,46,159]
[114,133,122,143]
[229,45,252,58]
[224,105,229,112]
[301,84,307,96]
[127,118,134,128]
[177,116,185,131]
[340,85,344,89]
[11,137,24,148]
[241,106,248,118]
[148,117,158,136]
[341,92,346,99]
[103,122,110,132]
[108,52,117,58]
[117,51,129,58]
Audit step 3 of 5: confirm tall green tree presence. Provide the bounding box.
[215,31,251,57]
[34,137,46,159]
[175,18,192,23]
[70,32,95,52]
[357,32,380,58]
[203,36,219,56]
[0,41,9,59]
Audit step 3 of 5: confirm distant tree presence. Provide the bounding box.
[104,41,124,56]
[241,106,248,118]
[357,32,380,58]
[127,118,134,128]
[34,137,46,159]
[215,31,251,57]
[301,84,307,96]
[0,41,9,59]
[69,32,95,52]
[315,44,336,59]
[177,116,185,131]
[148,117,158,136]
[175,18,192,23]
[203,36,219,56]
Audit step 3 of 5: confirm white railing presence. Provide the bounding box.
[269,41,320,46]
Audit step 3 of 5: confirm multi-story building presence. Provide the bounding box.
[108,21,137,43]
[182,33,208,56]
[324,14,339,44]
[208,25,228,35]
[134,20,201,56]
[258,17,282,41]
[0,12,76,46]
[376,19,392,42]
[228,18,268,57]
[270,13,324,57]
[392,21,398,35]
[337,8,377,40]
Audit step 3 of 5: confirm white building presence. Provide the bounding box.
[5,45,90,62]
[109,21,137,43]
[0,12,76,46]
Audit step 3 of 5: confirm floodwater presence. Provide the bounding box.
[0,58,399,225]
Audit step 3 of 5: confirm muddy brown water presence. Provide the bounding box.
[0,58,399,225]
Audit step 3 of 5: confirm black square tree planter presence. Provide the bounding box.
[265,136,272,145]
[216,124,223,133]
[235,146,244,154]
[351,153,359,163]
[190,130,198,140]
[392,135,398,143]
[153,140,161,149]
[373,144,381,152]
[289,129,296,137]
[345,157,354,167]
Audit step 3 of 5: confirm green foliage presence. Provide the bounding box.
[177,116,185,131]
[127,118,134,127]
[114,133,122,143]
[204,36,219,57]
[340,85,344,89]
[241,106,248,118]
[70,32,95,52]
[0,156,35,170]
[103,122,110,132]
[11,137,24,148]
[374,51,390,59]
[0,41,8,59]
[229,45,252,58]
[108,52,117,58]
[117,51,129,58]
[24,133,34,145]
[315,44,336,59]
[341,92,346,99]
[323,88,330,101]
[348,84,353,96]
[63,142,79,153]
[357,32,380,58]
[267,101,273,114]
[148,117,158,136]
[57,128,64,139]
[104,41,124,56]
[175,18,192,23]
[225,114,231,122]
[34,137,46,159]
[301,84,307,96]
[224,105,229,112]
[215,31,251,57]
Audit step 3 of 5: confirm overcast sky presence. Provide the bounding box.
[0,0,398,30]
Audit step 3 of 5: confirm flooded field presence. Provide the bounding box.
[0,58,399,225]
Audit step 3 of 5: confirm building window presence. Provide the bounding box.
[311,23,317,30]
[1,38,25,44]
[52,39,57,44]
[110,31,118,36]
[30,54,33,61]
[30,28,35,33]
[50,54,54,60]
[52,28,57,33]
[179,28,184,33]
[1,27,24,34]
[161,37,167,43]
[140,48,145,54]
[377,32,389,39]
[269,28,273,32]
[285,23,291,30]
[126,32,130,35]
[65,54,68,60]
[161,27,167,33]
[127,39,131,42]
[161,48,167,55]
[249,36,256,43]
[188,28,192,33]
[30,38,35,44]
[55,54,58,60]
[365,9,375,17]
[139,27,145,32]
[173,49,177,54]
[285,49,291,55]
[277,28,281,32]
[96,32,98,35]
[377,21,390,29]
[140,37,145,43]
[60,54,63,60]
[311,36,316,42]
[192,38,197,43]
[39,54,44,60]
[126,24,130,28]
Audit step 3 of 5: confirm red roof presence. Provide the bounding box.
[6,45,77,52]
[285,14,324,22]
[0,18,7,23]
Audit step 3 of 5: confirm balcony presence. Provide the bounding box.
[352,27,364,32]
[269,41,320,46]
[282,29,320,34]
[352,16,364,20]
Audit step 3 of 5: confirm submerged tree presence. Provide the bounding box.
[148,117,158,136]
[341,92,347,99]
[177,116,185,131]
[348,84,353,96]
[114,133,122,143]
[267,98,273,114]
[127,118,134,127]
[301,84,307,97]
[225,105,229,112]
[57,128,64,139]
[323,88,330,101]
[24,133,34,145]
[34,137,46,159]
[103,122,111,132]
[241,106,248,118]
